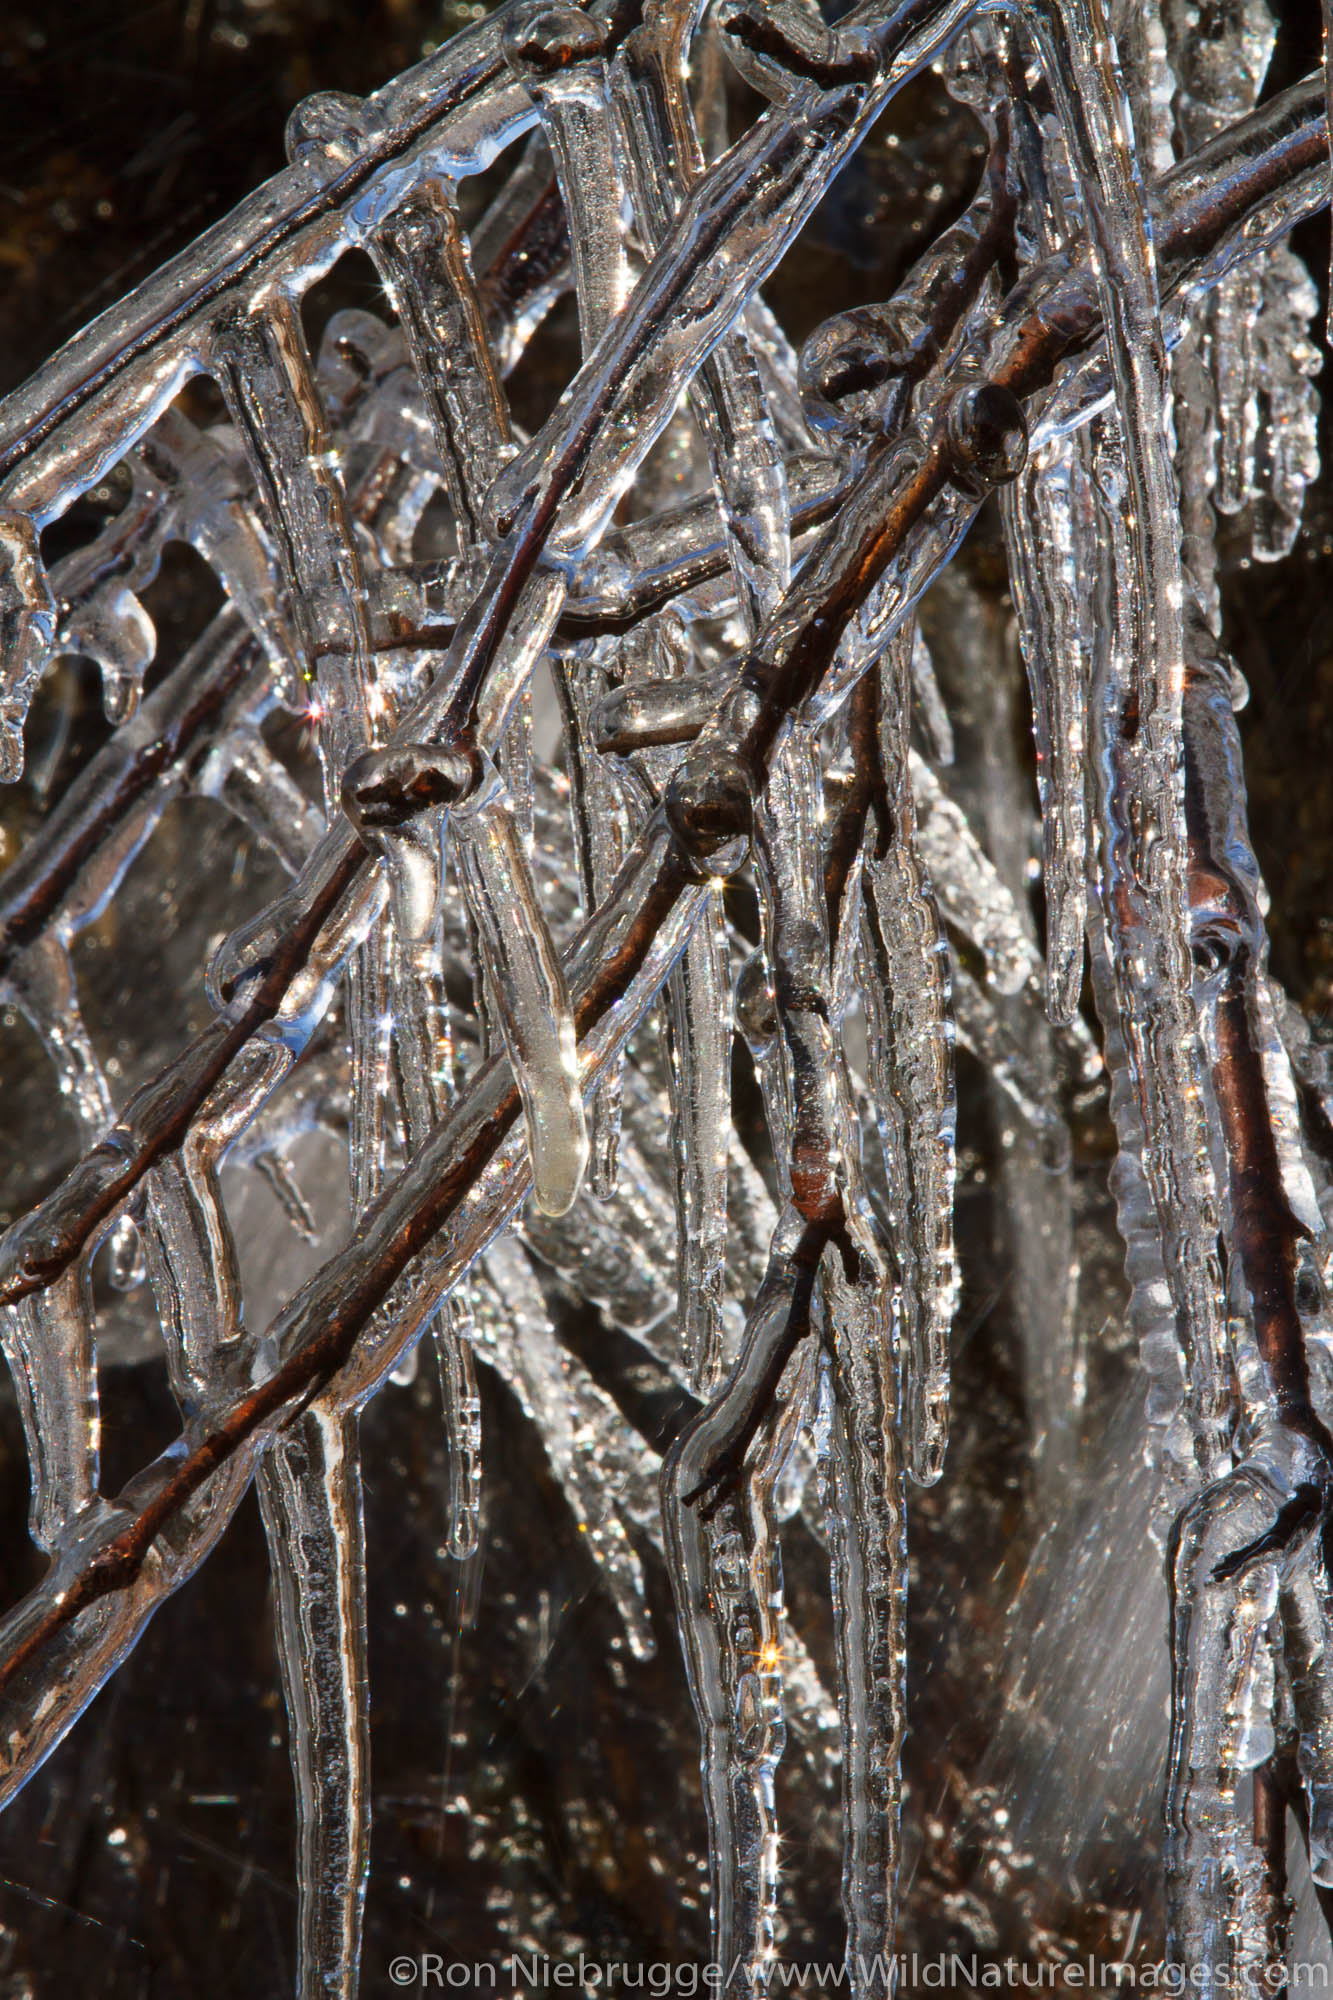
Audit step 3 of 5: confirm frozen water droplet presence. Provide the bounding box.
[285,91,379,168]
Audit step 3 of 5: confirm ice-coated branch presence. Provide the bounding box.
[0,62,1316,1377]
[0,28,1329,1994]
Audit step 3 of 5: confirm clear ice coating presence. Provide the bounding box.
[451,761,590,1218]
[0,0,1328,1993]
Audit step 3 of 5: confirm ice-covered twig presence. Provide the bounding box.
[0,64,1328,1991]
[0,66,1320,1325]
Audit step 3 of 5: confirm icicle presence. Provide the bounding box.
[1167,1466,1293,1990]
[909,755,1038,999]
[371,176,514,545]
[752,739,825,1209]
[612,1,791,630]
[340,936,393,1223]
[1086,903,1185,1431]
[50,468,160,725]
[434,1312,484,1560]
[203,834,386,1060]
[0,514,55,784]
[141,1036,295,1410]
[808,452,982,731]
[2,1262,99,1552]
[467,125,557,285]
[999,434,1092,1023]
[451,762,588,1217]
[909,625,953,768]
[0,9,1330,1982]
[1016,0,1190,804]
[0,612,261,990]
[1264,981,1333,1248]
[1020,0,1230,1479]
[258,1410,370,2000]
[1212,263,1263,518]
[485,7,966,567]
[255,1150,320,1242]
[497,660,536,839]
[664,887,733,1394]
[1247,249,1321,562]
[471,135,572,377]
[1157,0,1318,568]
[1109,0,1174,181]
[207,294,376,778]
[502,13,641,1201]
[744,297,815,455]
[208,293,397,1233]
[372,759,484,1575]
[358,649,525,1267]
[193,724,325,877]
[661,1228,815,1987]
[655,615,734,1388]
[2,932,148,1296]
[745,691,913,1984]
[476,1234,653,1655]
[820,1215,906,1995]
[4,930,117,1143]
[550,648,633,1199]
[662,302,792,634]
[377,826,449,1140]
[135,409,305,705]
[0,746,702,1818]
[858,639,957,1485]
[1084,412,1230,1477]
[504,5,632,354]
[1282,1552,1333,1888]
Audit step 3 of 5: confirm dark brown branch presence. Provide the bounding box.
[674,1226,826,1514]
